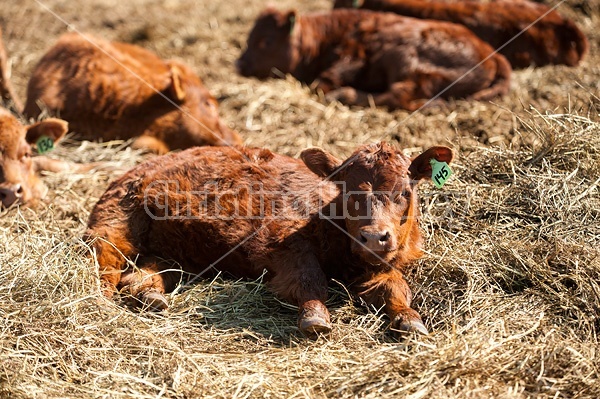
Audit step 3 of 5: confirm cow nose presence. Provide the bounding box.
[236,57,251,76]
[0,184,22,208]
[360,230,391,245]
[235,58,245,72]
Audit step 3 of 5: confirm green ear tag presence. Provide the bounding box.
[36,135,54,154]
[430,159,452,188]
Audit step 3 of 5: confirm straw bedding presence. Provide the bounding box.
[0,0,598,397]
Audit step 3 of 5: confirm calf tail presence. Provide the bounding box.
[471,52,512,102]
[0,27,23,114]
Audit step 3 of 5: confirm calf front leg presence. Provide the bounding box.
[118,256,183,311]
[84,227,137,298]
[266,252,331,337]
[316,57,365,99]
[371,81,446,112]
[355,268,428,336]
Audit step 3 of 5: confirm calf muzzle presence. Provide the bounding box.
[0,184,22,208]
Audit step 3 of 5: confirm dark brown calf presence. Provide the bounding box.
[24,33,242,154]
[333,0,588,68]
[237,8,511,111]
[86,142,453,337]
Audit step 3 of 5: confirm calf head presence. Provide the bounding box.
[302,142,453,266]
[0,108,67,208]
[165,61,241,147]
[237,7,299,79]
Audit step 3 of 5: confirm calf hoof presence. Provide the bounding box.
[298,303,332,337]
[325,87,358,105]
[391,319,429,337]
[101,283,117,298]
[299,315,332,337]
[140,290,169,311]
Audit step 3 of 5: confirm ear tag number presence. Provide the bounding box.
[36,136,54,154]
[430,159,452,188]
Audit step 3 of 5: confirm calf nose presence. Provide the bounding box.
[235,58,245,72]
[360,230,391,246]
[235,57,251,76]
[0,184,22,208]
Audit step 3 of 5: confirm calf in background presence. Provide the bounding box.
[237,8,511,111]
[24,33,242,154]
[0,107,72,208]
[333,0,588,68]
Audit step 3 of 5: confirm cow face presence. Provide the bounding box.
[237,8,298,79]
[302,142,453,266]
[0,109,67,208]
[166,61,241,147]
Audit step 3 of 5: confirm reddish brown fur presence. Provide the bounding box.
[0,107,72,208]
[24,33,242,154]
[334,0,588,68]
[86,142,454,336]
[237,8,511,111]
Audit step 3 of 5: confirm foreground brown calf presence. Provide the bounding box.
[86,142,453,337]
[24,33,242,154]
[333,0,588,68]
[237,8,510,111]
[0,107,71,208]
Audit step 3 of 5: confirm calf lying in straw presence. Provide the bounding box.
[87,142,453,337]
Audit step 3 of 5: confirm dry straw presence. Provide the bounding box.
[1,0,599,397]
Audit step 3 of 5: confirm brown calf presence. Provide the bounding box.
[24,33,242,154]
[333,0,588,68]
[0,107,71,208]
[86,142,453,337]
[237,8,511,111]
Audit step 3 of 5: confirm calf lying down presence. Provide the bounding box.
[24,33,242,154]
[334,0,589,69]
[237,8,511,111]
[86,142,453,337]
[0,108,114,209]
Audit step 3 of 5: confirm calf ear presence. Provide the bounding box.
[409,146,454,180]
[301,147,342,178]
[167,65,186,103]
[25,118,68,146]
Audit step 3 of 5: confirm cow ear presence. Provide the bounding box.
[409,146,454,180]
[167,65,186,103]
[301,147,342,178]
[285,10,296,34]
[25,118,68,146]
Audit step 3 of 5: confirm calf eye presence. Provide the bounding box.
[393,189,410,203]
[258,37,274,49]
